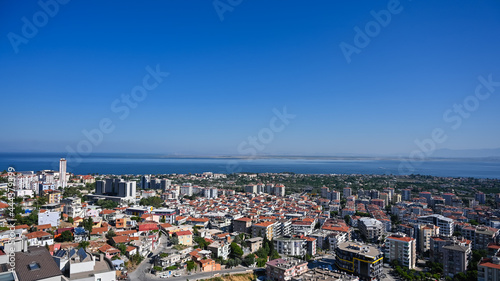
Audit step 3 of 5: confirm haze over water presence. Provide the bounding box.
[1,153,499,179]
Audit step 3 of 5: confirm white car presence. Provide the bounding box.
[173,273,180,277]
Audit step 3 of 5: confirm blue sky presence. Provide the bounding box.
[1,0,500,156]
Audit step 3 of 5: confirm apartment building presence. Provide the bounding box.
[335,242,383,281]
[233,217,252,234]
[442,243,471,278]
[274,237,307,257]
[478,256,500,281]
[252,221,276,240]
[417,214,454,237]
[386,235,417,269]
[358,218,384,242]
[266,258,308,281]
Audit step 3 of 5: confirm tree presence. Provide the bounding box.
[58,230,73,242]
[257,258,267,267]
[116,243,127,255]
[68,217,74,224]
[270,250,281,260]
[139,197,163,208]
[106,229,116,241]
[78,241,90,250]
[153,266,163,272]
[194,236,209,249]
[170,236,179,245]
[97,199,118,209]
[344,215,351,225]
[80,217,93,238]
[243,254,255,266]
[186,260,196,272]
[230,242,243,258]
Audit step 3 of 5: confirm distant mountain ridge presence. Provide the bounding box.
[431,148,500,158]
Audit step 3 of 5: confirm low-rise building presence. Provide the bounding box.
[274,237,307,257]
[266,258,308,281]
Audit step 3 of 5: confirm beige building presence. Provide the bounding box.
[386,235,416,269]
[418,224,439,253]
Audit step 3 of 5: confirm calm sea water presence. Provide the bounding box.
[0,153,499,179]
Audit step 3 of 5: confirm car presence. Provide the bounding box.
[173,273,180,277]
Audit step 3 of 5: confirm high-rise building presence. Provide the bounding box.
[393,193,402,204]
[476,192,486,204]
[275,184,285,197]
[442,193,454,205]
[442,243,471,277]
[419,192,432,204]
[402,189,411,201]
[180,183,193,196]
[59,158,67,188]
[386,234,416,269]
[330,191,340,201]
[384,187,395,200]
[343,187,352,198]
[418,224,440,253]
[265,183,274,194]
[335,242,383,281]
[93,179,136,201]
[245,184,257,194]
[160,179,172,191]
[140,175,150,189]
[321,186,329,199]
[417,214,454,237]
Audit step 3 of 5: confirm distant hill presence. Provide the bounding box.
[431,148,500,158]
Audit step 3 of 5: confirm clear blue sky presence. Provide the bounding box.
[1,0,500,156]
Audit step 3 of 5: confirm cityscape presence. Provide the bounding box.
[2,1,500,281]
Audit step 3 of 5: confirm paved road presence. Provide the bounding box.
[128,235,169,281]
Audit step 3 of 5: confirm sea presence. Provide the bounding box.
[0,152,499,179]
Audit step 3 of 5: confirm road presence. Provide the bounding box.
[128,234,169,281]
[128,235,253,281]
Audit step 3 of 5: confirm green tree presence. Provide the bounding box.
[270,250,281,260]
[186,260,196,272]
[78,241,90,250]
[80,217,93,238]
[116,243,127,255]
[106,229,116,241]
[139,197,163,208]
[170,236,179,245]
[344,215,351,225]
[194,236,209,249]
[58,230,73,242]
[153,266,163,272]
[243,254,255,266]
[230,242,243,258]
[256,258,267,267]
[97,199,118,209]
